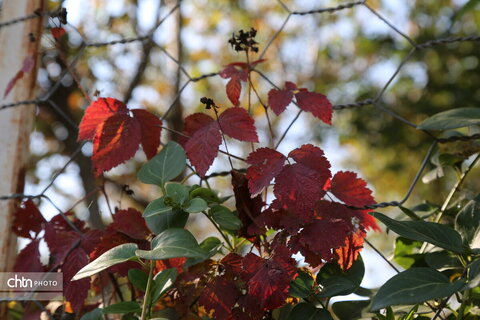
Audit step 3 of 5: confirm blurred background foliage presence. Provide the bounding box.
[29,0,480,259]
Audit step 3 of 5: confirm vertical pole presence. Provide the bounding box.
[0,0,44,314]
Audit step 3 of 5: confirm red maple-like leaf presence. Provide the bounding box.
[44,225,81,267]
[289,218,352,267]
[13,240,44,272]
[12,200,46,239]
[4,56,35,98]
[63,247,90,312]
[267,81,296,115]
[78,98,128,141]
[155,257,187,274]
[183,109,258,176]
[335,229,365,271]
[218,107,259,142]
[109,208,151,240]
[199,276,240,320]
[185,119,222,176]
[231,171,264,241]
[92,113,141,175]
[131,109,162,159]
[219,60,264,106]
[295,89,332,125]
[267,82,332,124]
[242,251,297,310]
[51,27,66,39]
[274,164,326,221]
[246,148,286,195]
[328,171,375,207]
[220,64,247,106]
[78,98,162,175]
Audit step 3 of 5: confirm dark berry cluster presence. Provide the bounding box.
[200,97,218,110]
[228,28,259,53]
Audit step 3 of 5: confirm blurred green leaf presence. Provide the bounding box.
[418,108,480,130]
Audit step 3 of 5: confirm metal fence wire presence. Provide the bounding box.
[0,0,479,318]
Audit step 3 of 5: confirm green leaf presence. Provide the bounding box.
[418,108,480,131]
[184,197,208,213]
[165,183,190,205]
[210,205,242,231]
[317,256,364,298]
[151,268,177,304]
[144,197,173,218]
[73,243,139,280]
[145,207,189,235]
[138,141,186,186]
[372,212,465,253]
[398,206,421,220]
[190,187,220,204]
[288,303,333,320]
[128,269,148,292]
[289,270,314,298]
[103,301,141,314]
[425,251,463,270]
[135,228,207,260]
[332,300,370,320]
[393,237,424,269]
[80,309,103,320]
[456,195,480,244]
[371,268,466,311]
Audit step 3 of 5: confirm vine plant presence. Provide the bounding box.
[10,29,480,320]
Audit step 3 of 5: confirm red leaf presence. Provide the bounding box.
[246,148,286,195]
[295,89,332,125]
[3,56,35,98]
[51,27,66,39]
[220,64,248,106]
[44,226,81,267]
[274,164,326,221]
[110,208,150,240]
[226,77,242,106]
[357,209,381,232]
[185,121,221,176]
[288,144,331,178]
[180,113,215,146]
[78,98,129,141]
[242,252,297,310]
[329,171,375,207]
[218,107,258,142]
[81,230,103,254]
[12,200,46,239]
[289,218,352,266]
[13,240,44,272]
[335,230,365,271]
[131,109,162,159]
[92,113,141,175]
[231,171,264,240]
[268,88,294,115]
[155,257,186,274]
[199,276,240,320]
[63,247,90,312]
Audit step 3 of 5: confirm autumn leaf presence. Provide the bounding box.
[199,276,240,320]
[63,247,90,312]
[51,27,66,39]
[109,208,151,240]
[4,56,35,98]
[231,170,264,240]
[246,147,286,195]
[242,250,297,310]
[78,97,162,175]
[12,200,46,239]
[183,109,258,176]
[13,240,44,272]
[335,230,366,270]
[219,60,264,106]
[267,81,333,124]
[327,171,375,207]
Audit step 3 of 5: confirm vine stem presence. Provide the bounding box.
[419,153,480,253]
[456,289,470,320]
[435,153,480,223]
[202,210,234,251]
[141,260,154,320]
